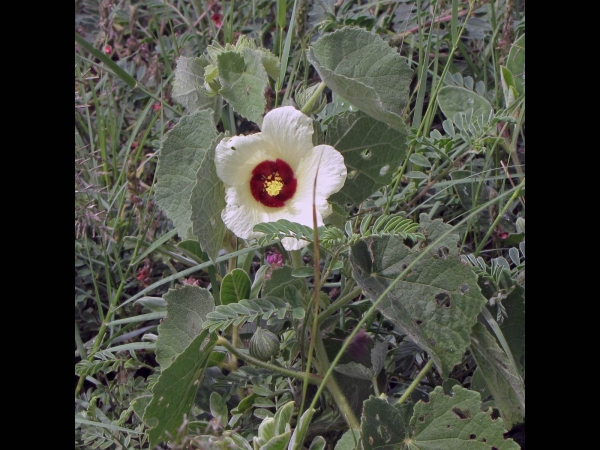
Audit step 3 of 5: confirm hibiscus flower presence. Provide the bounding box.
[215,106,347,250]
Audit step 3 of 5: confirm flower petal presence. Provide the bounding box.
[261,106,315,169]
[268,199,325,251]
[281,236,310,251]
[215,133,271,186]
[294,144,347,213]
[221,186,268,240]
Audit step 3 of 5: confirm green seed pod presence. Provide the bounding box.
[295,83,327,115]
[249,327,280,361]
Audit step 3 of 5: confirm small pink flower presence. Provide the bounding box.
[103,45,112,55]
[266,250,284,268]
[211,13,223,28]
[497,229,509,239]
[152,103,161,112]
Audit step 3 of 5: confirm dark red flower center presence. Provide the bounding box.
[250,159,297,208]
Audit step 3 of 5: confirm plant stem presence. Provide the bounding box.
[292,184,520,449]
[290,249,303,269]
[313,333,360,429]
[474,177,525,256]
[216,337,322,384]
[396,358,434,405]
[75,236,145,398]
[317,286,363,327]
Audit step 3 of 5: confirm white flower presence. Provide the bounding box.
[215,106,347,251]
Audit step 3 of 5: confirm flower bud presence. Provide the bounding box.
[249,327,280,361]
[295,84,327,115]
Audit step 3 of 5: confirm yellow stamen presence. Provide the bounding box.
[264,173,284,196]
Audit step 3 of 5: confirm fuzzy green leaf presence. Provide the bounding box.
[172,56,216,114]
[307,27,412,131]
[259,430,291,450]
[499,283,525,375]
[210,392,228,426]
[308,436,326,450]
[361,397,413,450]
[350,227,486,377]
[409,385,519,449]
[262,265,304,299]
[273,400,295,436]
[189,134,228,262]
[506,34,525,97]
[326,111,408,209]
[156,285,215,369]
[221,268,252,305]
[335,429,361,450]
[155,110,217,239]
[470,322,525,430]
[144,331,217,448]
[217,48,268,125]
[437,86,493,122]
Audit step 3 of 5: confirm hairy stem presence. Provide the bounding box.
[216,337,322,384]
[313,333,360,429]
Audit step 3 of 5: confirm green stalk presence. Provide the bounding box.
[291,182,521,449]
[75,234,146,398]
[317,286,362,327]
[216,337,322,384]
[385,0,475,214]
[313,333,360,429]
[300,82,327,115]
[396,358,434,405]
[474,177,524,256]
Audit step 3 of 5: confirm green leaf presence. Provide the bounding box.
[350,232,487,377]
[259,430,291,450]
[291,267,315,278]
[361,397,413,450]
[326,111,408,209]
[258,417,276,442]
[156,285,215,369]
[190,134,228,262]
[506,34,525,97]
[437,86,493,122]
[134,297,167,312]
[334,429,360,450]
[144,331,217,448]
[234,393,258,414]
[155,109,217,239]
[500,65,518,107]
[469,368,491,400]
[408,385,519,449]
[75,32,136,88]
[308,436,326,450]
[210,392,228,426]
[217,48,268,125]
[287,407,316,450]
[335,340,387,380]
[307,27,413,131]
[405,170,428,179]
[409,153,432,168]
[470,322,525,429]
[262,265,304,300]
[221,268,252,305]
[273,400,295,436]
[172,56,217,114]
[499,281,525,375]
[418,214,460,256]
